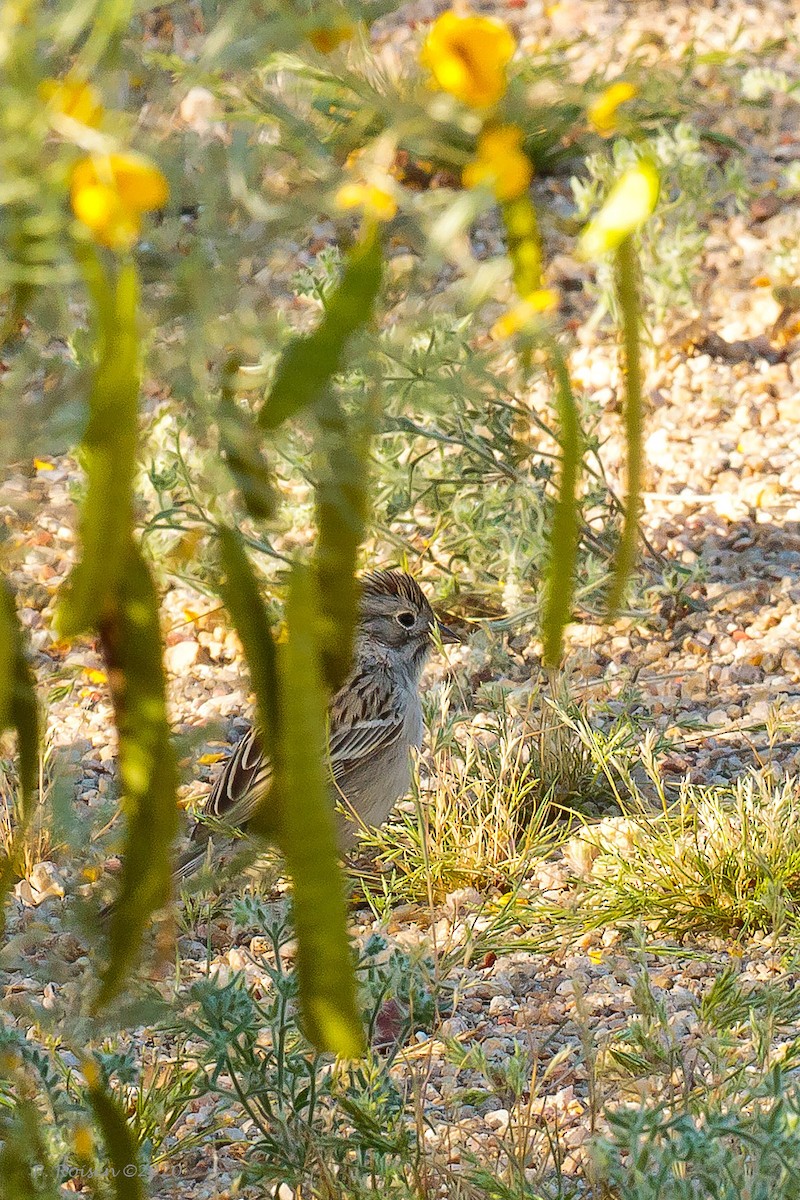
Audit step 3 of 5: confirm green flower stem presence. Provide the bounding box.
[541,338,583,668]
[606,234,643,617]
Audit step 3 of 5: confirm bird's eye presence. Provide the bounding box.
[396,610,415,628]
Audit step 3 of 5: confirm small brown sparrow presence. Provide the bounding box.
[175,570,459,881]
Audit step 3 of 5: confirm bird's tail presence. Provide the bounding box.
[98,825,237,920]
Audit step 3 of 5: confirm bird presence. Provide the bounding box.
[174,569,460,883]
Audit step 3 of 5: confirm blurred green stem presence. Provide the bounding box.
[606,234,643,616]
[541,338,583,667]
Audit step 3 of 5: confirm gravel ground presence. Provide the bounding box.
[4,0,800,1194]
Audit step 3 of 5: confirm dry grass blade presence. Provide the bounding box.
[362,688,593,904]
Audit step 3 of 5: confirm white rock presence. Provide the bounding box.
[706,709,729,727]
[14,861,64,906]
[165,640,200,673]
[484,1108,510,1132]
[443,887,482,917]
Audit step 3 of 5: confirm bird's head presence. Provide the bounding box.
[359,570,460,671]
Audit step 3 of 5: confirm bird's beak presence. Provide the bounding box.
[434,619,462,645]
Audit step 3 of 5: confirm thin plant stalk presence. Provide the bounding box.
[541,337,583,667]
[606,233,644,616]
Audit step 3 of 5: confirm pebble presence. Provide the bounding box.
[165,639,202,672]
[484,1108,510,1132]
[706,709,729,727]
[13,862,64,907]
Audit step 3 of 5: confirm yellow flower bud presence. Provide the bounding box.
[81,1057,101,1089]
[72,1122,94,1160]
[588,81,637,135]
[490,289,558,339]
[577,160,659,260]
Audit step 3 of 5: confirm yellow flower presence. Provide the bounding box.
[421,10,516,108]
[588,81,637,135]
[70,153,169,250]
[491,289,558,338]
[577,159,659,260]
[463,125,533,202]
[308,22,354,52]
[335,181,397,221]
[40,77,104,129]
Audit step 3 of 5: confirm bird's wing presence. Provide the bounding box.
[198,666,406,828]
[327,667,407,780]
[201,726,272,830]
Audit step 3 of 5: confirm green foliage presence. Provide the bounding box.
[0,0,767,1195]
[260,223,383,430]
[362,685,582,904]
[572,122,750,325]
[217,355,276,522]
[605,235,643,617]
[0,582,38,811]
[56,253,141,638]
[0,1096,59,1200]
[85,1069,145,1200]
[556,726,800,939]
[189,530,370,1058]
[313,388,373,693]
[541,344,583,667]
[595,967,800,1200]
[153,901,436,1189]
[598,1091,800,1200]
[96,544,178,1009]
[0,580,40,925]
[274,564,365,1057]
[217,526,281,768]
